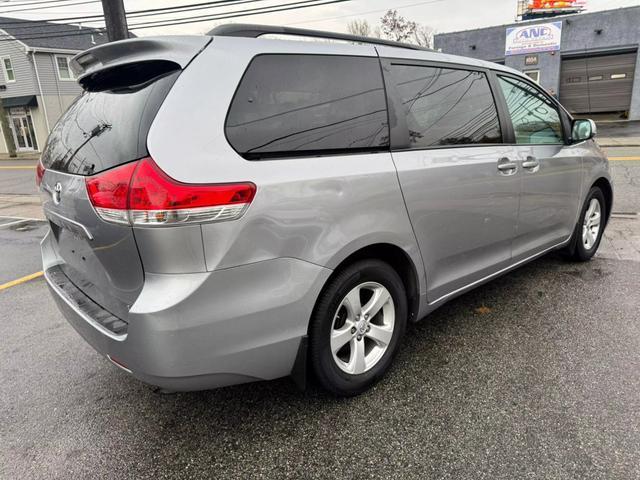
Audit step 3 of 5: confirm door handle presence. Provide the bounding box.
[522,156,540,172]
[497,157,517,175]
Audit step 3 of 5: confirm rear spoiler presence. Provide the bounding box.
[71,36,212,90]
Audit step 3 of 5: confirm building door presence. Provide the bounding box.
[560,51,637,114]
[9,107,38,151]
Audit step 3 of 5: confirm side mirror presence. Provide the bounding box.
[572,119,597,143]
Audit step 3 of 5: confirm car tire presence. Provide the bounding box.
[566,186,606,262]
[309,259,407,397]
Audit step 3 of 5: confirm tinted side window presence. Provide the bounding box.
[388,64,502,148]
[225,55,389,160]
[498,76,563,145]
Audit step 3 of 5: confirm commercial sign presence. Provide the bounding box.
[525,1,586,14]
[505,21,562,56]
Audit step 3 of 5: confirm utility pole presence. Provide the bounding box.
[101,0,129,42]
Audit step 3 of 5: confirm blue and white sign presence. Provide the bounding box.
[505,21,562,56]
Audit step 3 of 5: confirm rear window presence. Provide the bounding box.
[225,54,389,160]
[41,70,179,175]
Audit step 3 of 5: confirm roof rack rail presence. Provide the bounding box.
[207,23,431,52]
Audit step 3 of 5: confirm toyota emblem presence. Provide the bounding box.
[53,182,62,205]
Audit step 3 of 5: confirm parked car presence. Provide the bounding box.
[37,25,612,396]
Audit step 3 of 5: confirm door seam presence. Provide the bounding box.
[388,151,429,299]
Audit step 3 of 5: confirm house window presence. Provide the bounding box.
[2,57,15,82]
[55,56,74,80]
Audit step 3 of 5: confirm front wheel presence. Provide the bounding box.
[566,186,606,262]
[309,260,407,396]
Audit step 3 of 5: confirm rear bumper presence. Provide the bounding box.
[44,246,332,391]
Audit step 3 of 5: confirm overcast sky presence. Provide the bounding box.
[2,0,639,36]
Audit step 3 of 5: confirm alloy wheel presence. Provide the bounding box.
[582,198,602,250]
[330,282,395,375]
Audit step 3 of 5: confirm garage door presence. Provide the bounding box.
[560,51,637,114]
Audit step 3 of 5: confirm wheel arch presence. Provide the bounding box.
[315,242,421,325]
[592,177,613,225]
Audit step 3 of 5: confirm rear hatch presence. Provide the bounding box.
[39,36,210,319]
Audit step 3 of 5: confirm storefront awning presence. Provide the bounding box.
[2,95,38,108]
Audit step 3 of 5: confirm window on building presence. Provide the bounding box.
[523,70,540,84]
[498,76,563,145]
[225,54,389,160]
[2,57,15,82]
[387,64,502,148]
[56,56,74,80]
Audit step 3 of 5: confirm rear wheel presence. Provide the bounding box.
[309,260,407,396]
[566,186,606,262]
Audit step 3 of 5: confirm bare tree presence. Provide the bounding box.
[347,10,434,46]
[347,19,371,37]
[412,24,435,49]
[347,19,381,38]
[380,9,417,42]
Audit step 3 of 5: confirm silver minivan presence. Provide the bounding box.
[38,25,612,396]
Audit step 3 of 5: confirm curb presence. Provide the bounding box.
[600,144,640,148]
[600,143,640,146]
[0,157,40,162]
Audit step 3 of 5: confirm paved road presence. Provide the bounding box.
[1,147,639,479]
[2,248,639,479]
[604,147,640,214]
[0,160,38,196]
[598,120,640,144]
[0,160,43,219]
[0,220,47,284]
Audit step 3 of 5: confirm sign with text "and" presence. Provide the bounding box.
[506,21,562,56]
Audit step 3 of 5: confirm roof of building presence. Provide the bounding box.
[0,16,112,51]
[434,4,640,37]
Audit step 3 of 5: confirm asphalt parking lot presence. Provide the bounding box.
[1,147,640,479]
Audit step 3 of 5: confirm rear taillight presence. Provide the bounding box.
[85,157,256,226]
[85,161,138,225]
[35,160,45,187]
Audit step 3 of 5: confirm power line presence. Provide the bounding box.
[0,0,99,13]
[123,0,350,28]
[127,0,278,17]
[1,0,348,32]
[0,0,444,35]
[0,0,95,6]
[0,0,352,41]
[0,0,252,26]
[289,0,445,25]
[0,0,288,26]
[0,0,90,4]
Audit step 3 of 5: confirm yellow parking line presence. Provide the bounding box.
[0,271,44,291]
[0,166,36,169]
[609,156,640,161]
